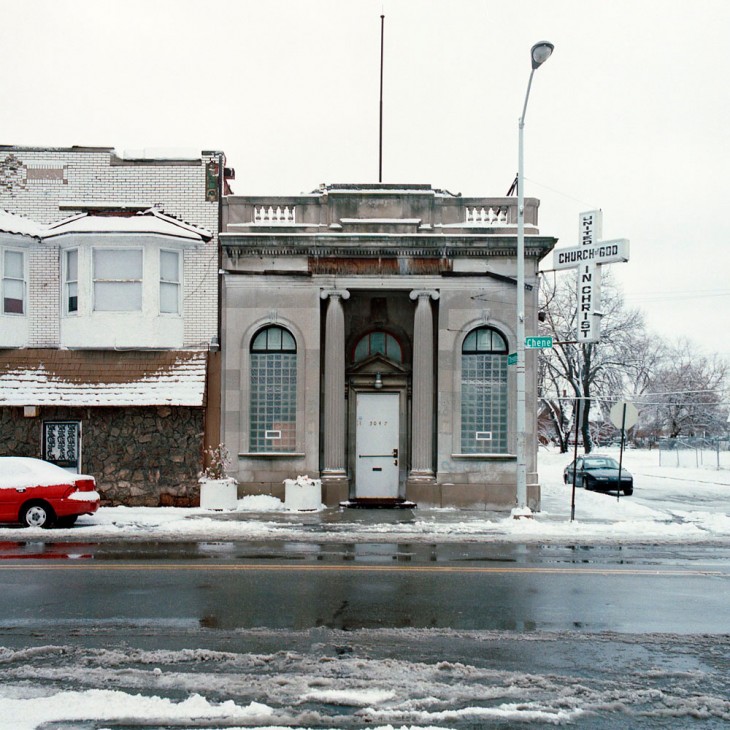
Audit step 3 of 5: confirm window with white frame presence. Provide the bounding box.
[249,326,297,452]
[64,249,78,314]
[93,249,143,311]
[159,250,181,314]
[2,249,25,315]
[461,326,509,454]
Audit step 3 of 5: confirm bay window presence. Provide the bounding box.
[93,249,143,311]
[64,249,78,314]
[2,250,25,315]
[159,250,181,314]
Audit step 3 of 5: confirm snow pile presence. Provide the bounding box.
[0,448,727,544]
[239,494,286,511]
[1,631,726,729]
[0,690,275,730]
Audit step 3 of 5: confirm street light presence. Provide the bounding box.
[515,41,554,514]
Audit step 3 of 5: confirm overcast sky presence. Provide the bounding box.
[2,0,729,358]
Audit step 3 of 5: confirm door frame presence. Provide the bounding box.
[346,362,409,501]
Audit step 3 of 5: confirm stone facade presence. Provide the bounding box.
[1,405,203,506]
[220,184,557,510]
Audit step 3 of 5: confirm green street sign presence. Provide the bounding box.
[507,353,518,365]
[525,336,553,349]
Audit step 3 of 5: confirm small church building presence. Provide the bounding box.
[220,183,557,510]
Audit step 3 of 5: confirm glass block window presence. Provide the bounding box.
[93,249,143,311]
[249,326,297,452]
[64,249,78,314]
[353,331,402,362]
[2,250,25,315]
[461,326,508,453]
[159,250,181,314]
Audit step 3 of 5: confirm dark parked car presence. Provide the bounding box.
[0,457,100,528]
[563,455,633,495]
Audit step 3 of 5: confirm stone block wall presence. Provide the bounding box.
[0,405,204,506]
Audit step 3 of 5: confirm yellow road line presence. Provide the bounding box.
[0,563,723,576]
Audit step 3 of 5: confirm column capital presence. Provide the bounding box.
[409,289,440,302]
[320,289,350,301]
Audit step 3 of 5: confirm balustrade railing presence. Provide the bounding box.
[253,205,296,224]
[464,206,509,225]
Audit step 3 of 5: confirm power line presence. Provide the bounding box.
[624,290,730,303]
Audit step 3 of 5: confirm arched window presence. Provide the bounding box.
[461,326,508,453]
[353,331,402,363]
[249,326,297,452]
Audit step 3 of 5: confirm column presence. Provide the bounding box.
[320,289,350,482]
[409,290,439,479]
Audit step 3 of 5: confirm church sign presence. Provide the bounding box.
[551,210,630,344]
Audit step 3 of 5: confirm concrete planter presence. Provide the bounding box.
[199,478,238,510]
[284,476,322,511]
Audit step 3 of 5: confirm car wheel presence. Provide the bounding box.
[20,502,56,529]
[56,515,78,528]
[623,487,633,496]
[584,478,593,491]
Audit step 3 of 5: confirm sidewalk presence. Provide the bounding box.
[1,448,727,545]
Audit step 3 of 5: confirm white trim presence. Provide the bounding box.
[1,247,27,317]
[92,247,144,312]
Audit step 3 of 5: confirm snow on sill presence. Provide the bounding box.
[114,148,201,161]
[238,452,306,459]
[221,232,532,239]
[451,453,517,460]
[339,218,422,224]
[59,200,154,210]
[437,222,516,228]
[227,223,325,229]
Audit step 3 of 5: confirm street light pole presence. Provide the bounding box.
[515,41,554,514]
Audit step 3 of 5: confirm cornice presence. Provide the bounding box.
[221,233,556,259]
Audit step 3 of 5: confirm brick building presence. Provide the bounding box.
[0,146,232,505]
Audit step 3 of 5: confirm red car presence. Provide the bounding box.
[0,457,100,528]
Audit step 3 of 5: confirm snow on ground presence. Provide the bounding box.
[1,629,727,730]
[0,448,727,544]
[0,448,727,729]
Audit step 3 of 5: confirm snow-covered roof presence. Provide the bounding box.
[0,209,42,238]
[114,147,202,161]
[0,350,207,407]
[42,209,212,242]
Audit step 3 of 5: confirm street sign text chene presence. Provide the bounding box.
[525,336,553,349]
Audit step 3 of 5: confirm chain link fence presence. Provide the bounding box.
[657,438,730,470]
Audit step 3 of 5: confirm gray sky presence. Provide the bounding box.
[2,0,729,357]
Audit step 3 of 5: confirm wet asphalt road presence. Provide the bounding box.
[0,540,728,729]
[0,540,727,635]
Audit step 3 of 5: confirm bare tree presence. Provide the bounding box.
[640,340,729,439]
[538,270,648,452]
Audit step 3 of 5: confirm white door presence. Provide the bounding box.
[355,392,400,498]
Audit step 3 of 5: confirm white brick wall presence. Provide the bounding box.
[28,246,60,347]
[0,146,221,348]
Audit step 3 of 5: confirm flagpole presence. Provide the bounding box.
[379,13,385,183]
